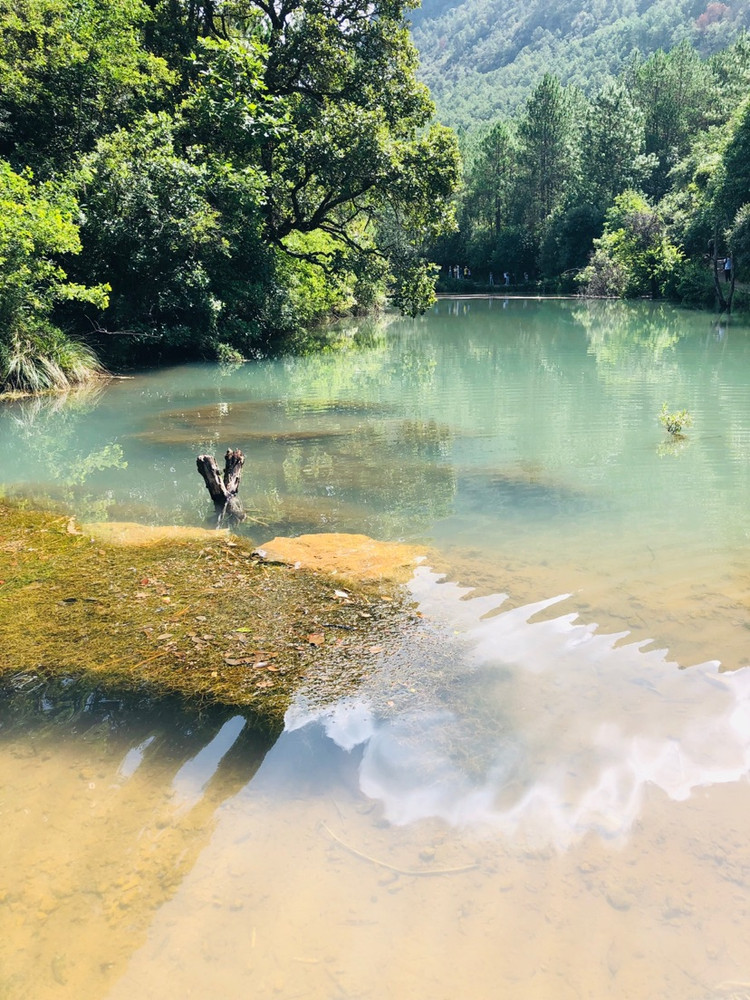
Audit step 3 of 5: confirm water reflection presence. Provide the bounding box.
[101,570,750,1000]
[287,568,750,849]
[5,566,750,998]
[0,677,274,999]
[0,383,127,519]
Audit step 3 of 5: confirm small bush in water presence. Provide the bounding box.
[659,402,693,436]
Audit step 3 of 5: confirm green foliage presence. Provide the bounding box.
[0,326,104,392]
[425,12,750,305]
[627,41,720,200]
[659,402,693,435]
[581,81,651,207]
[674,258,717,306]
[410,0,750,132]
[0,0,461,381]
[579,191,685,298]
[708,96,750,227]
[73,113,272,356]
[539,204,605,277]
[0,159,109,390]
[0,0,173,175]
[517,74,583,240]
[279,230,358,325]
[727,202,750,264]
[460,121,518,242]
[215,342,245,364]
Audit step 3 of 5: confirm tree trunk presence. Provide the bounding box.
[196,449,246,526]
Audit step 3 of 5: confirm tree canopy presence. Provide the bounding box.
[436,32,750,310]
[0,0,460,389]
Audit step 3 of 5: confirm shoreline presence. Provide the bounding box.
[0,503,427,725]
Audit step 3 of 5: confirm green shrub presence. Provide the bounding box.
[659,402,693,436]
[675,258,717,307]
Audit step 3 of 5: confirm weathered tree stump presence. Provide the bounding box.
[196,448,246,526]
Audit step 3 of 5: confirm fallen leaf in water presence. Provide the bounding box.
[333,590,350,599]
[307,633,325,645]
[156,633,173,641]
[369,645,383,654]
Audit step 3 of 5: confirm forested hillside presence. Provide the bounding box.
[410,0,750,128]
[435,34,750,309]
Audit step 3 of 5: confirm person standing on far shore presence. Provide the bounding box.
[724,255,732,283]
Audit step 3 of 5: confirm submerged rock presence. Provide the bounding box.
[253,533,427,585]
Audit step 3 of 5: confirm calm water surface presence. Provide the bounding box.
[2,298,750,999]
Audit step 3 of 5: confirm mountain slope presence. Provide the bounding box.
[410,0,750,128]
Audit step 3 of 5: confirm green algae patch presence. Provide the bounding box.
[0,503,422,724]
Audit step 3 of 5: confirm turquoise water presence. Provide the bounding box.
[3,297,750,999]
[2,297,749,663]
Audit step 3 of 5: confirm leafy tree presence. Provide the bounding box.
[627,41,719,199]
[0,160,108,389]
[157,0,461,316]
[73,114,275,356]
[579,190,685,298]
[709,95,750,224]
[539,203,605,279]
[0,0,172,176]
[709,29,750,109]
[461,121,518,242]
[581,81,651,207]
[516,73,583,241]
[231,0,461,313]
[727,201,750,277]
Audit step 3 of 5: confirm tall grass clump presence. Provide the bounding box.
[0,159,109,395]
[0,327,105,393]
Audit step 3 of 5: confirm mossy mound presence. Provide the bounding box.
[0,503,425,725]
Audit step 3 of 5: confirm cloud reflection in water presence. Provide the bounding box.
[286,568,750,849]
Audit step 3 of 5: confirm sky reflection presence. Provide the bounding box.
[285,568,750,849]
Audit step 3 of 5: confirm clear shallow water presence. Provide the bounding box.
[3,298,750,998]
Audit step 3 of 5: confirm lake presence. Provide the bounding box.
[2,297,750,999]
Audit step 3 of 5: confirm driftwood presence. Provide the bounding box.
[196,448,246,526]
